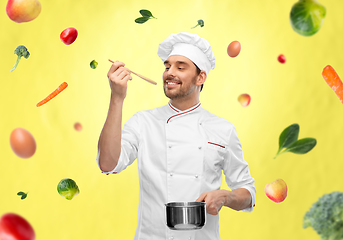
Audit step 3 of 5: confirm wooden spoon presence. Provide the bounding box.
[108,59,157,85]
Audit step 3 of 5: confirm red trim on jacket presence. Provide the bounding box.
[208,142,225,148]
[167,103,201,123]
[168,102,179,112]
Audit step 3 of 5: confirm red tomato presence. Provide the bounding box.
[278,54,286,63]
[0,213,35,240]
[60,27,78,45]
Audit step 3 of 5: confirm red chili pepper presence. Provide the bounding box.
[60,27,78,45]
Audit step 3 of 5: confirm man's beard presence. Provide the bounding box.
[163,75,197,100]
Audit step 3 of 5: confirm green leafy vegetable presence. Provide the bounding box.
[274,123,317,159]
[191,19,204,29]
[57,178,80,200]
[278,123,299,152]
[135,9,156,24]
[304,192,343,240]
[90,60,98,69]
[10,45,30,72]
[17,191,28,200]
[139,9,153,18]
[283,138,317,154]
[290,0,326,36]
[135,17,150,24]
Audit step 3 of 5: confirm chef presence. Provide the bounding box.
[96,32,256,240]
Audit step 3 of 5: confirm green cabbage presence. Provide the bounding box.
[290,0,326,36]
[57,178,80,200]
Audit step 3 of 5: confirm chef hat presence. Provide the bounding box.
[157,32,215,76]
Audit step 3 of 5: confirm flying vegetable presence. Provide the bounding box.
[57,178,80,200]
[274,123,317,159]
[135,9,156,24]
[290,0,326,36]
[0,213,35,240]
[10,45,30,72]
[303,192,343,240]
[90,60,98,69]
[17,191,28,200]
[191,19,204,29]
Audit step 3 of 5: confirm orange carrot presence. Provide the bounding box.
[322,65,343,104]
[36,82,68,107]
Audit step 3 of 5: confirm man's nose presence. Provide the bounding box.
[167,73,176,79]
[167,66,176,77]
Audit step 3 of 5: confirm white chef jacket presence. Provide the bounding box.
[96,102,256,240]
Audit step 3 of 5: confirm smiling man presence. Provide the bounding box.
[163,56,204,107]
[97,32,256,240]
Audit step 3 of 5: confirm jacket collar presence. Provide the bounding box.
[166,101,201,123]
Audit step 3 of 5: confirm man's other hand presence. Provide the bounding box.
[196,190,228,215]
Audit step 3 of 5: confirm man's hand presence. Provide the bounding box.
[107,61,132,101]
[196,190,228,215]
[196,188,252,214]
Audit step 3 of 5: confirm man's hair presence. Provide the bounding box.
[194,64,203,92]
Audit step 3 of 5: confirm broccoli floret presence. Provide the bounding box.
[191,19,204,29]
[10,45,30,72]
[303,192,343,240]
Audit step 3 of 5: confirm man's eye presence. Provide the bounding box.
[165,67,169,70]
[178,68,183,70]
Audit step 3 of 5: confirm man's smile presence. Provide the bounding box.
[165,80,181,88]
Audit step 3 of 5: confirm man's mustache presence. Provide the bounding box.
[165,76,180,81]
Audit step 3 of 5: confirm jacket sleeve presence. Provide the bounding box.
[96,112,140,174]
[223,125,256,212]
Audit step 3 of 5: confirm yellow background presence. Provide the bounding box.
[1,0,342,239]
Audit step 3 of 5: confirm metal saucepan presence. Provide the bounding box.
[165,202,206,230]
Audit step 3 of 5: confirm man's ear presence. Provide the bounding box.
[196,70,207,86]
